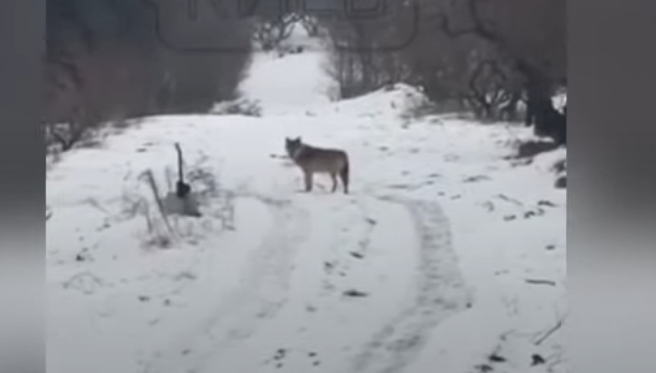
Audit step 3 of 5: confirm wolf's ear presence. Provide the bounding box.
[296,137,302,142]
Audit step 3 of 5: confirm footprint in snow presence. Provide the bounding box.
[263,348,322,369]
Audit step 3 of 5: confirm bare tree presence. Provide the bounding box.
[317,1,416,98]
[434,0,566,138]
[298,15,321,37]
[45,0,253,148]
[252,13,300,51]
[315,0,564,133]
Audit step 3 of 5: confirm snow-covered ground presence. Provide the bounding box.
[47,31,566,373]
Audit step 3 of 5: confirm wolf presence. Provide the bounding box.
[285,137,350,194]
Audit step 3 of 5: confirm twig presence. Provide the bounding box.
[84,197,110,215]
[165,166,174,193]
[497,193,523,206]
[534,314,565,345]
[141,170,174,236]
[525,279,557,286]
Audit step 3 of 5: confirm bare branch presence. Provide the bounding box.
[525,278,557,286]
[534,312,566,345]
[437,0,498,42]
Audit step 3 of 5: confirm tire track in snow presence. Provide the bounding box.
[350,197,471,373]
[144,194,310,373]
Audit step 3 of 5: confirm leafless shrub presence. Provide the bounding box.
[252,13,300,51]
[400,94,466,121]
[116,171,175,250]
[45,0,252,136]
[298,14,321,37]
[211,98,262,117]
[314,0,564,133]
[119,155,235,248]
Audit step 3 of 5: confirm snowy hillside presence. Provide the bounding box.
[47,29,566,373]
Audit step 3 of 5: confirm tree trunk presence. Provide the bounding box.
[518,60,566,145]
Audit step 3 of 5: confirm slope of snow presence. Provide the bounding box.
[238,51,337,115]
[47,31,566,373]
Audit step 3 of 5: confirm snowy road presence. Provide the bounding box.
[47,110,472,373]
[142,192,469,373]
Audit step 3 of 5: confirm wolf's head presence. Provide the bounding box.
[285,137,302,158]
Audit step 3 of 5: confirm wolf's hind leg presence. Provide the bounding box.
[330,172,338,193]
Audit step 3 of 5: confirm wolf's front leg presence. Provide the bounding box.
[303,171,313,192]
